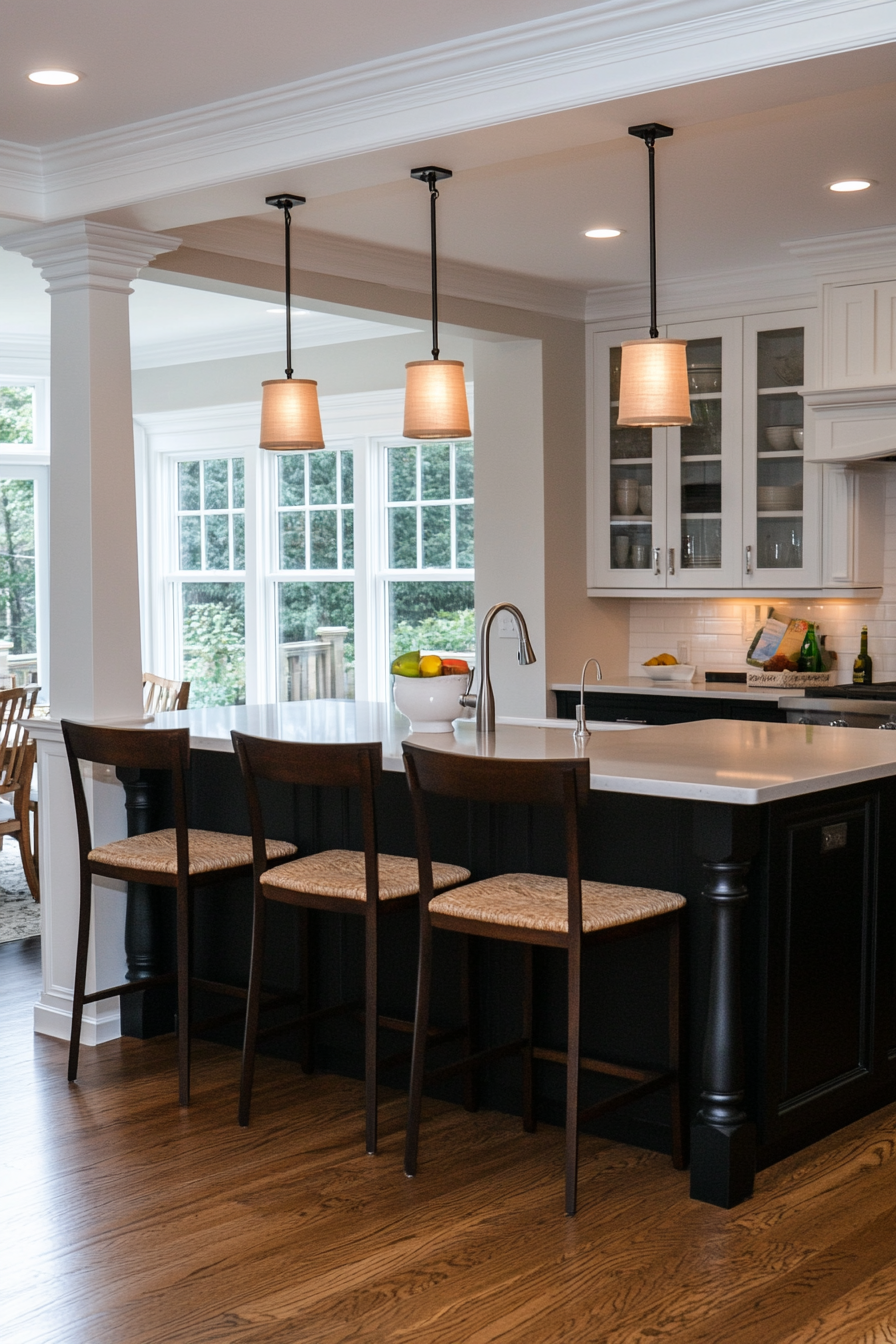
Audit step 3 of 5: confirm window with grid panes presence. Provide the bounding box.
[384,439,474,663]
[175,456,246,707]
[275,447,356,700]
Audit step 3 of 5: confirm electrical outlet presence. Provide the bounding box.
[498,612,519,639]
[677,640,689,665]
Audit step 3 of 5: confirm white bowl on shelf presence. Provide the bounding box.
[764,426,795,451]
[792,428,804,449]
[641,664,696,682]
[393,673,471,733]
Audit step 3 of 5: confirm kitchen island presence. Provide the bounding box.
[31,703,896,1208]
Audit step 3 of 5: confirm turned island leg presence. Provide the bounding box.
[691,806,759,1208]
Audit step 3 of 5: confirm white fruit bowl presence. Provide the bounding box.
[642,664,696,682]
[393,673,471,733]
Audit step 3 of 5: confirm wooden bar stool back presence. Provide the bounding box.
[232,731,469,1154]
[62,720,296,1106]
[403,742,687,1215]
[0,684,41,901]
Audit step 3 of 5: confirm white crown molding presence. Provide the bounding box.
[0,0,893,221]
[0,333,51,373]
[173,217,585,320]
[782,225,896,274]
[585,260,816,326]
[2,220,181,294]
[130,314,416,370]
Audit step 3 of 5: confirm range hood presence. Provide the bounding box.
[804,383,896,463]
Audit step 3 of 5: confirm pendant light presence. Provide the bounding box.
[403,167,471,440]
[617,125,692,428]
[259,193,325,451]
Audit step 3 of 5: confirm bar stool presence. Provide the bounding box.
[402,742,687,1215]
[232,731,470,1154]
[62,720,297,1105]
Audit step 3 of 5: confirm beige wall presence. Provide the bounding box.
[146,239,631,706]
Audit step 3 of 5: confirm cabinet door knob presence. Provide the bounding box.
[745,544,753,575]
[668,547,675,575]
[652,547,661,576]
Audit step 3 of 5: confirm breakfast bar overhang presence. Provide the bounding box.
[30,704,896,1209]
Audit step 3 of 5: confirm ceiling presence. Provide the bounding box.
[0,0,894,349]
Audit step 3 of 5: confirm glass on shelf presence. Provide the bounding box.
[757,327,803,389]
[759,519,803,568]
[681,521,721,569]
[685,337,722,394]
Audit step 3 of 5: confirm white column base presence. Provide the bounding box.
[34,991,121,1044]
[30,720,129,1046]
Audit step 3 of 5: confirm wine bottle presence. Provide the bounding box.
[853,625,873,685]
[798,623,822,672]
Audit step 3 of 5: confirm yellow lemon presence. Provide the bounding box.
[419,655,443,678]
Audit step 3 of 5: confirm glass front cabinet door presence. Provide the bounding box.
[588,321,742,591]
[742,311,820,589]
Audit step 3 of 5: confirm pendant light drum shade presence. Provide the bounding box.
[617,339,691,427]
[260,378,325,450]
[260,192,325,451]
[403,360,470,439]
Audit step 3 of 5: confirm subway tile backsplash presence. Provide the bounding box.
[628,468,896,682]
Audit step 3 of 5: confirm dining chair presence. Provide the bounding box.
[62,720,297,1105]
[143,672,191,714]
[0,685,41,901]
[232,730,470,1154]
[402,742,687,1215]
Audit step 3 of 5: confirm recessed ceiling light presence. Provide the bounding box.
[828,179,875,192]
[28,69,80,85]
[585,228,623,238]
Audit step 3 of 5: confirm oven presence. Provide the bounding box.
[780,684,896,729]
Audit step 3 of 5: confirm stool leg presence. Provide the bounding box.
[405,906,433,1177]
[299,907,313,1075]
[365,902,378,1155]
[565,939,582,1216]
[239,886,267,1126]
[67,870,93,1083]
[460,933,478,1112]
[669,911,688,1170]
[522,943,535,1133]
[176,877,191,1107]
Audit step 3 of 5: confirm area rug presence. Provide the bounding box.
[0,843,40,942]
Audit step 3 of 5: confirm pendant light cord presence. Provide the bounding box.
[283,202,293,379]
[645,133,658,339]
[427,173,440,361]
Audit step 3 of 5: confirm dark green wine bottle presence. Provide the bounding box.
[853,625,873,685]
[798,622,822,672]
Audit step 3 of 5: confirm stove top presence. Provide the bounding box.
[804,682,896,699]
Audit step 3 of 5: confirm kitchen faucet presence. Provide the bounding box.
[459,602,536,733]
[573,656,603,743]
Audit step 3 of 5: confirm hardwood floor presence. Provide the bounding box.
[3,936,896,1344]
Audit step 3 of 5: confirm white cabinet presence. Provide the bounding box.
[826,279,896,387]
[587,307,883,597]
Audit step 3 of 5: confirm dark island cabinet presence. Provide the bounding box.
[757,782,896,1164]
[553,689,788,727]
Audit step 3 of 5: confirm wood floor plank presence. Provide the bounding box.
[6,937,896,1344]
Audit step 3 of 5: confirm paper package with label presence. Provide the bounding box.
[747,616,808,670]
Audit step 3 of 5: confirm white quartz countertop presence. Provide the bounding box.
[37,699,896,807]
[551,677,806,703]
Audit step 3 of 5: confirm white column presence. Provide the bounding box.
[3,221,181,1044]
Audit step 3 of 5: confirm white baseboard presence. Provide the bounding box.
[34,994,121,1045]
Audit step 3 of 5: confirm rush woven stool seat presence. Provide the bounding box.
[402,742,687,1216]
[232,731,470,1154]
[62,720,297,1106]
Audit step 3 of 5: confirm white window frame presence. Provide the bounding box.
[135,386,473,707]
[0,375,50,695]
